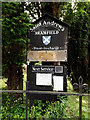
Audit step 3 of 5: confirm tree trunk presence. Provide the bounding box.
[7,64,23,99]
[7,64,18,90]
[18,65,23,90]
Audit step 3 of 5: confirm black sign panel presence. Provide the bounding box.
[29,14,69,51]
[27,62,67,101]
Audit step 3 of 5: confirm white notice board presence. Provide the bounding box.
[36,73,52,86]
[53,76,63,91]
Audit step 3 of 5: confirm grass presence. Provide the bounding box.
[0,77,7,90]
[67,95,89,118]
[1,73,89,119]
[67,80,89,118]
[23,73,27,91]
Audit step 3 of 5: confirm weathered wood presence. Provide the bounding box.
[38,51,55,61]
[27,50,67,61]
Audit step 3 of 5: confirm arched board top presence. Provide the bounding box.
[32,14,69,27]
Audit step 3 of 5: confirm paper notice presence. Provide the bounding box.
[36,73,52,86]
[53,76,63,91]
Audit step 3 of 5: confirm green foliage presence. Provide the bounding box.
[2,93,25,119]
[29,97,67,119]
[1,92,88,119]
[63,2,90,83]
[35,61,42,66]
[44,96,68,119]
[30,100,45,119]
[2,2,30,66]
[2,2,31,89]
[2,95,68,119]
[67,74,74,92]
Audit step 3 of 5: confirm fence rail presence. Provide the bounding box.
[0,90,89,96]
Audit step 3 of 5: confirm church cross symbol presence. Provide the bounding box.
[42,36,51,45]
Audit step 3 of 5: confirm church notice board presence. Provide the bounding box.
[27,14,68,101]
[27,14,69,62]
